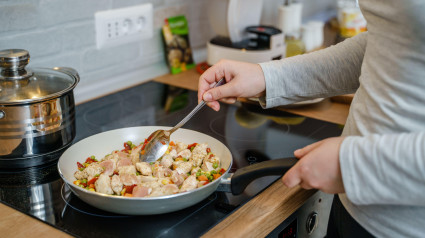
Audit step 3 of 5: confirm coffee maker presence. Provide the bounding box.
[207,0,286,65]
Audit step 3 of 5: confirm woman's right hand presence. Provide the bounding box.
[198,59,266,111]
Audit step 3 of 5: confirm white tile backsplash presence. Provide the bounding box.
[0,0,336,103]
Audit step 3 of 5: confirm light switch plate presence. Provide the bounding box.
[95,3,153,49]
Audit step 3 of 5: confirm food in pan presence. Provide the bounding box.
[73,140,226,198]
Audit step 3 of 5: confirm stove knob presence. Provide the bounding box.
[306,212,318,234]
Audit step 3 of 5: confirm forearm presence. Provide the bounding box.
[259,32,367,108]
[340,132,425,206]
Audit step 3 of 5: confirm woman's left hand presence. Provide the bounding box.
[282,137,346,194]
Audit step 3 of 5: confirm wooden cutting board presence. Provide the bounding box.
[330,94,354,104]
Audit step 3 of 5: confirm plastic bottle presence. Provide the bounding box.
[337,0,367,38]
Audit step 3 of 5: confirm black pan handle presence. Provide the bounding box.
[230,157,298,195]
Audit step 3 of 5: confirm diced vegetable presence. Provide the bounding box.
[187,143,198,151]
[87,177,98,185]
[77,162,85,169]
[124,184,137,194]
[197,175,208,181]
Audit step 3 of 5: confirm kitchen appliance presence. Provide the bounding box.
[206,0,286,65]
[0,49,79,168]
[0,81,342,237]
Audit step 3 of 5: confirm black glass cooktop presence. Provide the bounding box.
[0,81,342,237]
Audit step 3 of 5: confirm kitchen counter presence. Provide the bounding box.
[0,68,350,237]
[154,68,351,125]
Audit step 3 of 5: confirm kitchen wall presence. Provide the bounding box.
[0,0,336,104]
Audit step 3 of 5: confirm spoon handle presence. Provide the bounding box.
[169,78,225,133]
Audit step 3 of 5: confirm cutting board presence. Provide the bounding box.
[330,94,354,104]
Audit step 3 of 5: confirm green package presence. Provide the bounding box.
[162,15,195,74]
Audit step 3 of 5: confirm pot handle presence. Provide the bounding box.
[231,157,298,195]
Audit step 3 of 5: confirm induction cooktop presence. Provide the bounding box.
[0,81,342,237]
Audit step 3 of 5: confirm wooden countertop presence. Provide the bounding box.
[154,68,351,125]
[1,67,351,237]
[0,202,72,237]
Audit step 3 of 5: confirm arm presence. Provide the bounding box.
[259,32,368,108]
[341,132,425,206]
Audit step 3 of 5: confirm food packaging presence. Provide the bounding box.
[162,15,195,74]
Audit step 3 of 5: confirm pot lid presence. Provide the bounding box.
[0,49,79,105]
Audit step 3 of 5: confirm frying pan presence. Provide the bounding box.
[58,126,297,215]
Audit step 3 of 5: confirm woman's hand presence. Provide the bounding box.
[198,59,266,111]
[282,137,346,194]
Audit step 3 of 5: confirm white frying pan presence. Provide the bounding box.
[58,126,297,215]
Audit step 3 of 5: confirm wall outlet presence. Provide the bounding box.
[95,3,153,49]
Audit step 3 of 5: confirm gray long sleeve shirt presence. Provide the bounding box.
[259,0,425,237]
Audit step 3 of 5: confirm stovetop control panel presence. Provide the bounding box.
[267,191,333,238]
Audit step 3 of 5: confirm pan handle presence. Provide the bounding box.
[230,157,298,195]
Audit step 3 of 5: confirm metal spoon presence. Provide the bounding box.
[139,78,225,163]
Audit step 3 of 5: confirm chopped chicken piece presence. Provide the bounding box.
[95,174,113,195]
[99,159,116,176]
[191,167,201,175]
[115,151,130,160]
[74,170,88,180]
[175,142,187,153]
[201,161,214,172]
[131,144,143,154]
[180,175,197,192]
[140,181,162,192]
[201,155,220,172]
[85,163,104,180]
[177,149,192,159]
[117,157,133,167]
[168,149,178,159]
[119,173,138,186]
[133,185,152,197]
[162,184,179,195]
[149,187,164,197]
[172,160,183,169]
[136,162,152,176]
[103,153,119,161]
[153,165,172,178]
[191,143,208,167]
[129,152,140,165]
[111,175,123,195]
[176,161,193,175]
[170,170,185,186]
[117,165,136,175]
[160,154,174,168]
[137,175,158,183]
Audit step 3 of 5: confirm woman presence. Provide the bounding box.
[197,0,425,237]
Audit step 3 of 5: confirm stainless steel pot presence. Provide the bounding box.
[0,49,79,168]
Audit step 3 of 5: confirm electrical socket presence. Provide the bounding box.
[95,3,153,49]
